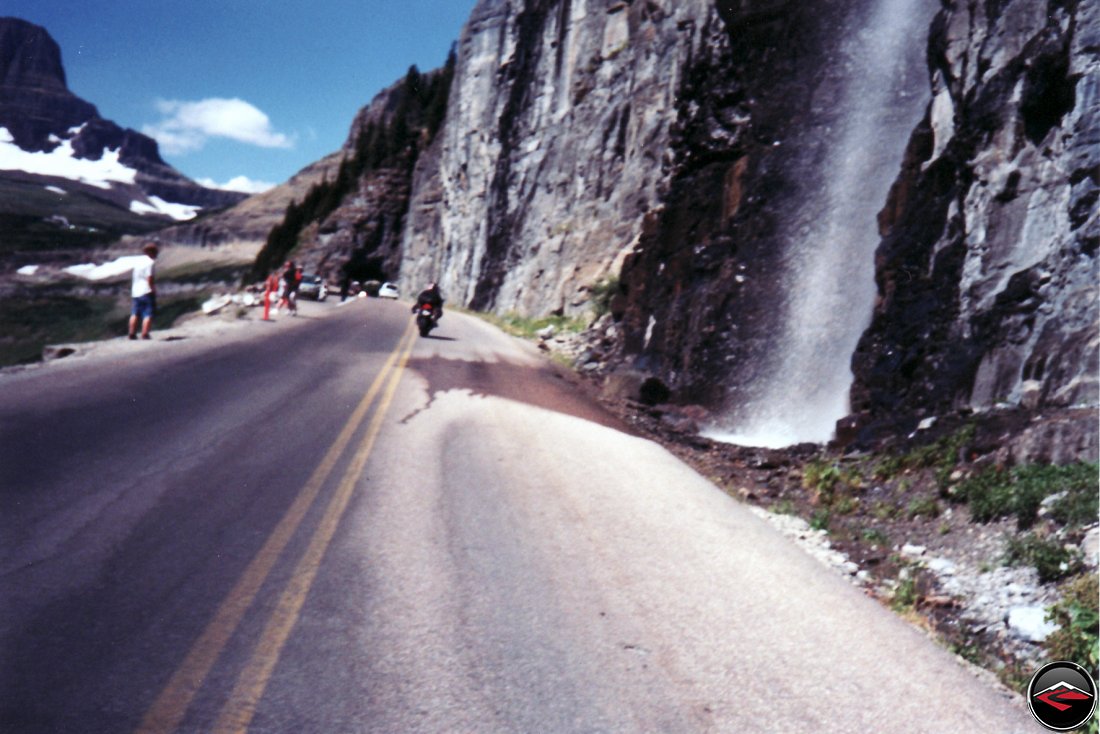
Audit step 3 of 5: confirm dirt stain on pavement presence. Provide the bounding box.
[403,356,633,434]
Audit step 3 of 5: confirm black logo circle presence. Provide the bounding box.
[1027,661,1097,731]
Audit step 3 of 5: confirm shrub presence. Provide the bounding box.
[833,494,859,515]
[872,425,975,485]
[476,311,586,339]
[1045,575,1099,672]
[809,508,831,531]
[961,462,1099,530]
[871,454,905,480]
[891,573,918,612]
[589,277,621,317]
[1004,533,1082,583]
[860,528,890,546]
[1046,465,1100,527]
[907,495,942,520]
[803,460,843,505]
[872,500,900,520]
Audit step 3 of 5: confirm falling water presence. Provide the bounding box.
[704,0,938,448]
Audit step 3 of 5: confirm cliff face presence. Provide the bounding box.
[393,0,1095,439]
[850,0,1099,436]
[248,0,1097,446]
[0,16,95,150]
[615,0,933,410]
[400,0,719,314]
[289,82,419,281]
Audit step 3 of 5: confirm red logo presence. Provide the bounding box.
[1028,662,1097,731]
[1035,681,1093,712]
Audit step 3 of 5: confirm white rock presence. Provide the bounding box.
[1082,526,1099,569]
[1037,491,1067,518]
[1006,606,1058,643]
[927,557,957,575]
[901,543,927,557]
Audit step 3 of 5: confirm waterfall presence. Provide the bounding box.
[704,0,938,448]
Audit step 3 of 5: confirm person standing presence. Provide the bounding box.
[128,242,158,340]
[281,260,301,315]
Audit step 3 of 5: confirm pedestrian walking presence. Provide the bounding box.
[278,260,301,316]
[128,242,158,340]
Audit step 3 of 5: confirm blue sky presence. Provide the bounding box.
[4,1,476,192]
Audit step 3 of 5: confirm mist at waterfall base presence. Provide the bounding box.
[703,0,938,450]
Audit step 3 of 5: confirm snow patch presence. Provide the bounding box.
[64,255,147,281]
[17,265,39,276]
[44,185,67,195]
[130,196,199,221]
[0,126,137,189]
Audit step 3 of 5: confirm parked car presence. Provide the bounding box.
[298,274,328,301]
[378,282,400,299]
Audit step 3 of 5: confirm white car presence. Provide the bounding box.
[378,282,400,299]
[298,274,328,301]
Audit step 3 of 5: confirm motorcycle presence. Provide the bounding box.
[414,302,437,337]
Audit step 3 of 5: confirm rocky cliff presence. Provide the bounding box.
[850,0,1099,440]
[253,0,1097,449]
[400,0,719,314]
[0,17,245,217]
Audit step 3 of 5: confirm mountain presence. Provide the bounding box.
[154,151,343,250]
[216,0,1099,454]
[0,17,247,257]
[155,74,429,283]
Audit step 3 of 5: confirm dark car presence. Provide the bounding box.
[298,274,328,301]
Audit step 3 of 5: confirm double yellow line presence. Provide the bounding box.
[138,325,417,734]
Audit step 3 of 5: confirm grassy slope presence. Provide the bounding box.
[0,176,167,257]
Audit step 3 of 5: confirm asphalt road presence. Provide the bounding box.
[0,299,1034,733]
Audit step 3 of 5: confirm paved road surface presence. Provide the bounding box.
[0,299,1033,732]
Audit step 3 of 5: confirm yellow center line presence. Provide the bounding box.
[136,324,415,734]
[212,329,416,734]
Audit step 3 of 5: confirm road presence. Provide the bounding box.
[0,298,1033,733]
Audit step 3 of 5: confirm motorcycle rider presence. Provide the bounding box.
[412,282,444,323]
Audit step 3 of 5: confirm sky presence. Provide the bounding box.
[3,1,477,193]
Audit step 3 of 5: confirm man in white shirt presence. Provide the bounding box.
[128,242,159,340]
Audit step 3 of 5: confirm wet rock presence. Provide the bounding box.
[852,0,1098,429]
[660,412,698,434]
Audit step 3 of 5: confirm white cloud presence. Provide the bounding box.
[196,175,276,194]
[143,98,294,155]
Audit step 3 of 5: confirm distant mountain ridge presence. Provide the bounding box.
[0,15,246,253]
